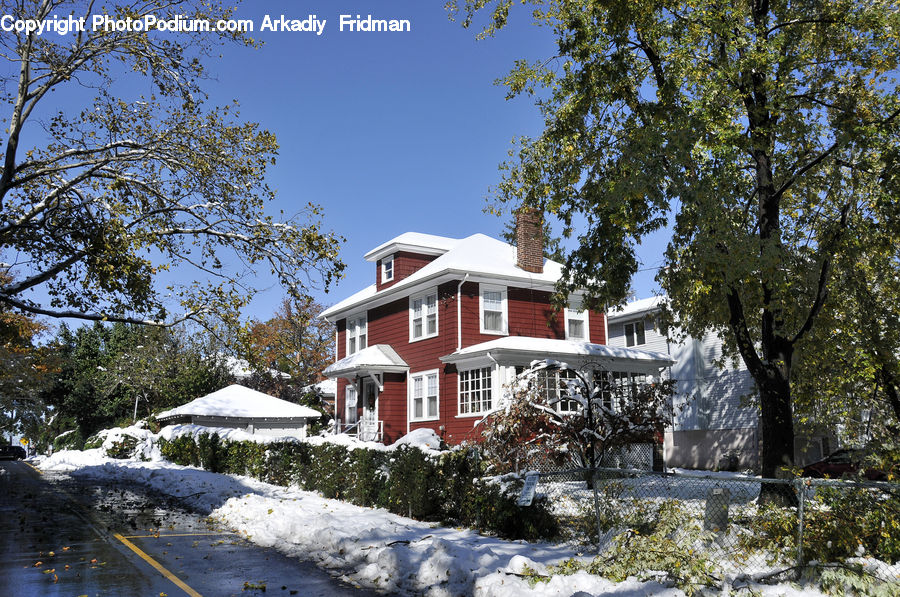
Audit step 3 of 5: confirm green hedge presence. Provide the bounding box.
[159,433,558,541]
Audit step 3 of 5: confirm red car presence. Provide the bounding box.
[801,449,885,481]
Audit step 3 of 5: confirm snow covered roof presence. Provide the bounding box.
[309,378,336,397]
[323,344,409,379]
[440,337,673,372]
[156,385,321,421]
[322,233,564,320]
[606,296,668,321]
[364,232,460,262]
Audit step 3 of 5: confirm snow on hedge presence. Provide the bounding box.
[32,423,835,596]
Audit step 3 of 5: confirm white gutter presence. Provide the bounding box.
[457,273,470,351]
[322,268,555,322]
[603,303,609,345]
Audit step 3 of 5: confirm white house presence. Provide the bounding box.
[607,297,760,469]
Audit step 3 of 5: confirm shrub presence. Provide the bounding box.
[346,448,390,507]
[159,435,200,467]
[54,429,84,451]
[307,442,350,499]
[223,441,267,477]
[157,432,560,542]
[384,445,441,520]
[105,435,138,459]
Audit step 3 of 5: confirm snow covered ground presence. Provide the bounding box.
[32,430,834,596]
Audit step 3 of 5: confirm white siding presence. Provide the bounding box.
[607,310,757,434]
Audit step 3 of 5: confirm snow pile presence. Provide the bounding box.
[38,447,109,471]
[388,428,444,454]
[96,423,160,460]
[34,451,832,596]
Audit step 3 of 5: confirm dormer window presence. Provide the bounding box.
[381,255,394,283]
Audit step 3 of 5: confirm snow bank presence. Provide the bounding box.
[30,423,841,596]
[34,454,832,597]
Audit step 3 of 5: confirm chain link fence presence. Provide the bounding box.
[512,443,657,474]
[529,466,900,588]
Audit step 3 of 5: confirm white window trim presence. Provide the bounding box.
[409,369,440,422]
[457,365,495,418]
[409,288,439,342]
[624,319,646,347]
[479,284,508,335]
[564,301,590,342]
[346,313,367,356]
[381,255,394,283]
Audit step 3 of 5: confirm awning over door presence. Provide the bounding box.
[324,344,409,386]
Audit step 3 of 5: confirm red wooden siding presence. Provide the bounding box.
[332,279,609,446]
[589,308,607,344]
[375,251,439,291]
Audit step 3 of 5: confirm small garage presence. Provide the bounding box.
[156,384,321,439]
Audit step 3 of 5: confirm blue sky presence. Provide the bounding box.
[23,1,669,323]
[202,1,670,320]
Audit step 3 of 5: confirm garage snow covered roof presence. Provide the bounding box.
[156,384,321,421]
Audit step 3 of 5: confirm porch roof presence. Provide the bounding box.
[323,344,410,380]
[439,337,674,373]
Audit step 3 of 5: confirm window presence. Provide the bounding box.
[596,370,649,410]
[410,289,438,341]
[410,370,439,421]
[479,285,507,335]
[459,366,493,415]
[346,314,367,355]
[624,320,646,347]
[539,368,581,414]
[565,299,589,341]
[381,255,394,283]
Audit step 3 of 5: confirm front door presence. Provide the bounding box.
[360,378,379,441]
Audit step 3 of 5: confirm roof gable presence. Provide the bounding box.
[322,233,565,321]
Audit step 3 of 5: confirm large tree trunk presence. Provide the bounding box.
[758,373,795,478]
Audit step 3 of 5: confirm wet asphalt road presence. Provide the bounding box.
[0,460,378,597]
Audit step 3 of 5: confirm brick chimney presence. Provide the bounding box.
[515,208,544,273]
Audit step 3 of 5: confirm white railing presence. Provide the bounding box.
[334,418,383,442]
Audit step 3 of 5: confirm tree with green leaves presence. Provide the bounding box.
[0,296,52,444]
[0,0,343,331]
[793,226,900,445]
[451,0,900,482]
[40,321,232,439]
[236,296,334,423]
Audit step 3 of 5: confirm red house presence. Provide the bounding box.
[321,213,672,445]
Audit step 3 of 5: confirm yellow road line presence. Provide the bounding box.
[114,533,202,597]
[23,461,43,475]
[123,532,233,539]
